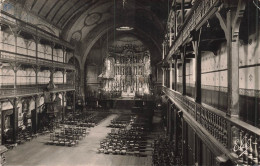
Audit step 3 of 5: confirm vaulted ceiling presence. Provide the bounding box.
[12,0,172,66]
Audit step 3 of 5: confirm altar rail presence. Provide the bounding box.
[162,86,260,165]
[0,84,75,99]
[168,0,220,57]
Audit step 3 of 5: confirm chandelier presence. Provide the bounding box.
[116,0,134,31]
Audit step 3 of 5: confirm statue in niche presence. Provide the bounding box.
[102,56,115,79]
[139,58,143,63]
[138,66,142,75]
[144,55,151,76]
[122,67,125,75]
[127,57,131,64]
[128,67,132,75]
[117,67,120,75]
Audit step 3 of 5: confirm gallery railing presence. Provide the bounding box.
[168,0,220,57]
[0,10,74,50]
[162,86,260,165]
[0,84,75,98]
[0,50,75,71]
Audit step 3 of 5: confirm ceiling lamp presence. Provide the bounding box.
[115,0,134,31]
[116,26,134,31]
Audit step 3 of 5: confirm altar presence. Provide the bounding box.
[99,50,151,99]
[121,86,135,98]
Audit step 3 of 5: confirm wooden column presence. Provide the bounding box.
[182,119,187,165]
[0,102,2,145]
[34,37,40,89]
[192,36,201,103]
[73,91,76,115]
[32,95,39,134]
[62,47,65,64]
[174,57,177,90]
[1,103,4,145]
[63,70,66,85]
[227,9,239,117]
[162,43,165,59]
[50,68,55,85]
[216,1,246,117]
[216,1,246,150]
[181,47,186,95]
[62,92,65,121]
[73,51,76,114]
[35,37,39,63]
[169,23,172,46]
[173,105,177,145]
[13,66,17,89]
[169,104,173,140]
[12,98,18,143]
[33,66,40,91]
[51,43,55,63]
[169,62,173,89]
[181,0,185,24]
[166,102,169,134]
[162,68,165,86]
[174,2,178,37]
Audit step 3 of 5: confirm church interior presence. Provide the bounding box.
[0,0,259,165]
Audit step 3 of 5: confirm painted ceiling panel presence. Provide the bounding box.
[45,0,64,20]
[56,0,83,26]
[24,0,34,10]
[52,1,76,24]
[31,0,46,12]
[10,0,180,64]
[38,0,59,16]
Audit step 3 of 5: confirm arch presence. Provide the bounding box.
[80,19,162,70]
[68,57,81,96]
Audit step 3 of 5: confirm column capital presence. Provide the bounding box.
[9,63,21,73]
[32,65,41,73]
[32,94,41,101]
[33,36,41,43]
[62,46,67,52]
[62,69,67,74]
[50,67,56,74]
[51,42,56,49]
[8,97,20,106]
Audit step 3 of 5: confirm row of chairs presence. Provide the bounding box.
[62,127,90,137]
[16,128,38,145]
[62,112,110,127]
[152,136,177,166]
[98,115,149,156]
[107,114,133,128]
[46,127,89,147]
[47,134,79,147]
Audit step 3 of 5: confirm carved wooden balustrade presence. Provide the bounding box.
[0,50,75,71]
[0,10,74,50]
[0,84,75,99]
[168,0,220,57]
[162,86,260,165]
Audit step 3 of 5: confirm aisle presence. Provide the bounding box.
[5,113,152,166]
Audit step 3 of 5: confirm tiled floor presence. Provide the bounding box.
[5,113,153,166]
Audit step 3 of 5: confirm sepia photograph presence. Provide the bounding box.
[0,0,259,165]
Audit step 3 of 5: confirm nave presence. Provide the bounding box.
[5,110,159,166]
[0,0,260,165]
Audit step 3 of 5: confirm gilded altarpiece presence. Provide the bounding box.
[101,50,151,98]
